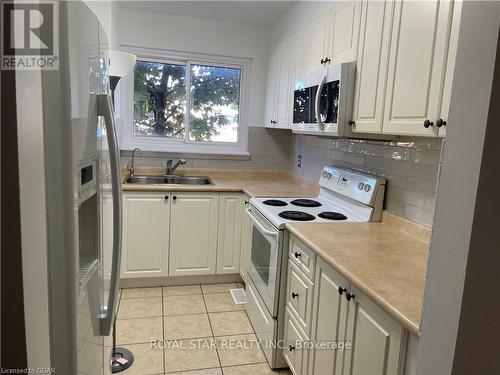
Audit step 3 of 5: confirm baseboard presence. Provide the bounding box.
[119,273,243,288]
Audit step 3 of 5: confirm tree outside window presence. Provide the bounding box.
[133,60,241,144]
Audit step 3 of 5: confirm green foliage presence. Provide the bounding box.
[133,61,241,142]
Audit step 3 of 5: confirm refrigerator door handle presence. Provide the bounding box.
[97,93,122,336]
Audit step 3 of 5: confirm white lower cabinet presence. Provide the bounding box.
[121,193,170,278]
[217,193,244,274]
[308,257,350,375]
[343,286,407,375]
[284,307,309,375]
[240,197,251,282]
[121,191,249,280]
[285,235,408,375]
[169,192,219,276]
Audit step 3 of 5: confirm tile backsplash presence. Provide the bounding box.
[120,126,292,171]
[121,126,443,226]
[291,135,443,226]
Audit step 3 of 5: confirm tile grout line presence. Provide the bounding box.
[162,286,166,375]
[201,287,223,372]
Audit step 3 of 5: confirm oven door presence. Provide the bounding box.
[245,207,283,317]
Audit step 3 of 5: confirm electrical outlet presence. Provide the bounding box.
[297,154,302,168]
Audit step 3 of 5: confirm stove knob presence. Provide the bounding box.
[363,184,372,192]
[327,173,332,180]
[357,182,365,190]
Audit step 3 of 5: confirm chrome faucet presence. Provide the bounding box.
[166,159,186,175]
[127,148,141,177]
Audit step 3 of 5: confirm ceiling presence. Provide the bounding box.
[118,1,298,27]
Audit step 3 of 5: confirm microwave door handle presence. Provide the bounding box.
[245,208,278,238]
[315,74,326,131]
[97,93,122,336]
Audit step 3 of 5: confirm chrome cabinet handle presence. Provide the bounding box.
[97,93,122,336]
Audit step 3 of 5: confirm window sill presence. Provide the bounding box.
[120,149,251,160]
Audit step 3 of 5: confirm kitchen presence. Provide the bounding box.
[2,1,500,375]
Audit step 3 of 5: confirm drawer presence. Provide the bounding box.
[283,306,309,375]
[289,236,316,280]
[246,280,276,366]
[286,261,314,336]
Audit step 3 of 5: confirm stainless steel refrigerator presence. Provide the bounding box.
[39,2,122,374]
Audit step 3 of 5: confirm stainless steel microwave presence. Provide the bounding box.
[292,62,356,137]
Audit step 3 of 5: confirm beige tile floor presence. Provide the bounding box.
[116,283,291,375]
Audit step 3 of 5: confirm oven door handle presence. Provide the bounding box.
[245,207,279,238]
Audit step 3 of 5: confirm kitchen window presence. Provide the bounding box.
[119,47,250,155]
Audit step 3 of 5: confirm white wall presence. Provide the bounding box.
[116,6,271,127]
[84,1,118,48]
[269,1,342,47]
[416,1,500,373]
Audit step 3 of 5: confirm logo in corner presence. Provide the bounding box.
[1,0,59,70]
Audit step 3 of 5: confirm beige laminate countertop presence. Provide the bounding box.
[286,214,430,336]
[122,168,321,198]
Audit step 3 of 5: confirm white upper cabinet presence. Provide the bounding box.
[328,1,362,64]
[217,193,244,274]
[265,52,279,128]
[276,38,294,128]
[437,0,462,138]
[265,38,294,129]
[121,193,169,278]
[169,192,219,276]
[306,2,361,72]
[351,0,394,134]
[306,15,331,72]
[382,0,455,136]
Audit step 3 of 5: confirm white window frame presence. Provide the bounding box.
[117,45,251,155]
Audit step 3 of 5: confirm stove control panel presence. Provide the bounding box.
[319,166,385,207]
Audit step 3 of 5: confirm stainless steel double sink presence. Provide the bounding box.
[125,175,213,185]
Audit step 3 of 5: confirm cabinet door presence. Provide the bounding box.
[328,1,362,64]
[307,15,331,72]
[438,0,462,138]
[286,261,314,336]
[169,192,219,276]
[276,38,294,129]
[283,307,309,375]
[265,52,279,128]
[121,193,169,278]
[292,31,310,79]
[351,0,394,134]
[344,286,407,375]
[217,193,244,274]
[239,198,251,282]
[308,257,350,375]
[382,0,454,136]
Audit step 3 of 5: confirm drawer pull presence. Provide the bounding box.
[346,292,355,301]
[294,252,302,259]
[289,345,296,352]
[338,286,346,295]
[291,292,299,299]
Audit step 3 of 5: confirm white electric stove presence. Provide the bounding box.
[245,166,386,369]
